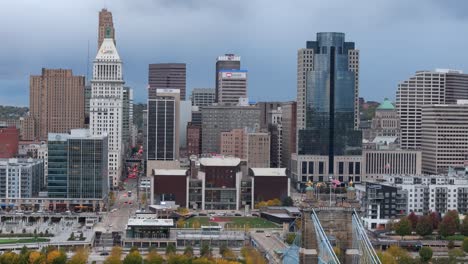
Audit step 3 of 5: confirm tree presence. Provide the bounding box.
[67,248,89,264]
[176,219,186,228]
[123,250,142,264]
[377,251,397,264]
[166,243,176,255]
[285,233,296,244]
[241,246,266,264]
[419,247,432,263]
[191,258,213,264]
[282,196,294,206]
[69,232,75,241]
[166,254,190,264]
[415,215,433,237]
[439,214,458,237]
[463,237,468,253]
[429,212,440,229]
[176,207,189,215]
[407,212,418,230]
[29,251,43,264]
[445,210,460,231]
[255,201,268,209]
[220,244,235,259]
[448,240,455,250]
[192,220,201,229]
[109,191,116,206]
[46,250,66,264]
[183,246,193,257]
[200,243,212,257]
[141,193,147,205]
[394,218,411,239]
[1,251,20,264]
[461,215,468,236]
[448,248,465,262]
[145,250,163,264]
[104,247,122,264]
[266,198,281,206]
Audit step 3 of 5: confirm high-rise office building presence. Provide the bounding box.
[190,88,215,107]
[396,69,468,150]
[90,34,124,188]
[148,63,187,100]
[98,8,115,49]
[84,85,92,125]
[280,102,296,169]
[216,54,241,103]
[296,33,362,181]
[421,102,468,174]
[217,70,248,105]
[201,105,260,154]
[122,87,134,146]
[147,89,180,161]
[30,68,85,140]
[47,129,108,201]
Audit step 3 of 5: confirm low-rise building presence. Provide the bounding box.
[0,158,44,200]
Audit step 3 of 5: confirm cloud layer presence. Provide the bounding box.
[1,0,467,106]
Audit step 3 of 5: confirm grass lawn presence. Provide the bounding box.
[0,238,50,244]
[185,217,279,228]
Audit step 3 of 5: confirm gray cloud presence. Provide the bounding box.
[0,0,468,106]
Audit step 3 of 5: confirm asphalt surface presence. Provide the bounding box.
[105,178,139,232]
[250,231,287,264]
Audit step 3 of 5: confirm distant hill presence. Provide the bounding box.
[0,105,28,119]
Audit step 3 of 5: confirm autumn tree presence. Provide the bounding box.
[176,219,186,228]
[407,212,418,230]
[191,219,201,229]
[461,215,468,236]
[415,215,433,237]
[29,251,44,264]
[439,213,458,237]
[46,250,66,264]
[123,250,142,264]
[429,212,440,229]
[445,210,460,231]
[145,250,163,264]
[1,251,20,264]
[67,248,89,264]
[104,247,122,264]
[166,254,190,264]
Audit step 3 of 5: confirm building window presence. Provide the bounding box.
[319,176,323,182]
[338,162,344,174]
[308,162,314,175]
[302,162,307,174]
[355,162,360,174]
[319,162,324,175]
[348,162,354,174]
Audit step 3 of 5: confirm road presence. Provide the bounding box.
[104,178,139,232]
[250,231,287,264]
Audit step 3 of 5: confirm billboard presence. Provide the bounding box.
[221,71,247,79]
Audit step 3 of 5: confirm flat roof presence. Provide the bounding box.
[251,168,287,177]
[199,157,241,167]
[261,212,295,219]
[153,169,187,176]
[127,218,174,227]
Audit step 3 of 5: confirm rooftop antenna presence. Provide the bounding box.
[86,39,90,83]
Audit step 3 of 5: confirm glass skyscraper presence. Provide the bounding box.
[298,33,362,175]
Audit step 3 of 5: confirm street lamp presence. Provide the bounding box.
[328,175,333,207]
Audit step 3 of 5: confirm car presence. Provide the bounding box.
[265,233,271,237]
[100,252,109,256]
[110,209,117,213]
[129,202,132,205]
[124,201,128,204]
[234,213,242,216]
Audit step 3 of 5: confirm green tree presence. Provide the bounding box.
[145,250,163,264]
[415,215,433,237]
[419,247,432,263]
[461,215,468,236]
[200,243,212,257]
[395,218,412,239]
[285,233,296,244]
[281,196,294,206]
[123,250,142,264]
[18,246,30,264]
[463,237,468,253]
[165,243,176,255]
[183,246,193,257]
[448,240,455,250]
[448,248,465,263]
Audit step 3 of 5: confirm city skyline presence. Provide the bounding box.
[2,1,468,106]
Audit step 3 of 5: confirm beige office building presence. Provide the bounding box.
[220,128,270,168]
[421,102,468,174]
[30,69,85,140]
[362,150,422,181]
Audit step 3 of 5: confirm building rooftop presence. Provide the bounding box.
[376,98,395,110]
[250,168,287,177]
[199,157,241,167]
[372,136,398,144]
[127,217,174,227]
[153,169,187,176]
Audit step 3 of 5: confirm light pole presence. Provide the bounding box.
[329,175,333,206]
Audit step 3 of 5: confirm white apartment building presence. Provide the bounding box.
[90,37,124,188]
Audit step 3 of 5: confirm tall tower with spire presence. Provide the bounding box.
[90,26,124,188]
[98,8,115,50]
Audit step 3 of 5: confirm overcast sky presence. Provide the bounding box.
[1,0,468,106]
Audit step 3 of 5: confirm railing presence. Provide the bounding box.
[352,209,382,264]
[311,209,340,264]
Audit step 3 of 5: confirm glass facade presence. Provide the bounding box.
[48,138,68,198]
[148,98,175,160]
[298,32,362,174]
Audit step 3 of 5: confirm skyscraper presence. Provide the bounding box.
[90,33,124,188]
[148,63,187,100]
[190,88,215,107]
[293,33,362,184]
[30,68,85,140]
[147,89,180,161]
[122,87,134,146]
[396,69,468,149]
[216,54,241,103]
[98,8,115,49]
[217,70,248,105]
